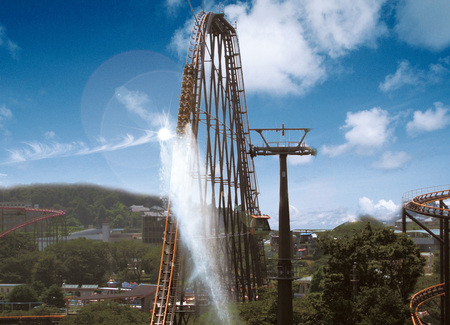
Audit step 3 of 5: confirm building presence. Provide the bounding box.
[0,284,24,297]
[142,206,167,245]
[68,284,158,313]
[66,222,141,242]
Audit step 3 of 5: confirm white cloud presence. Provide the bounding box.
[379,61,421,92]
[0,105,12,119]
[4,131,160,164]
[288,155,314,165]
[0,104,12,133]
[0,25,20,59]
[166,0,183,9]
[288,207,357,229]
[225,0,327,95]
[395,0,450,51]
[371,151,411,170]
[379,58,450,92]
[301,0,387,57]
[44,131,56,140]
[171,0,388,95]
[358,196,400,221]
[115,86,153,123]
[322,107,392,157]
[406,102,450,136]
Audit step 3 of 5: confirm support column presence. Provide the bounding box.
[440,212,445,325]
[401,207,406,233]
[277,154,293,325]
[444,217,450,325]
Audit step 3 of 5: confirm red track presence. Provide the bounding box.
[0,206,65,238]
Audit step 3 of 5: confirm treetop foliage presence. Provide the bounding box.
[0,184,161,227]
[59,301,150,325]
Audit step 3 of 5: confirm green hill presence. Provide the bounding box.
[0,184,162,229]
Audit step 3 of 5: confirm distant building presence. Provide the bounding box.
[0,284,25,296]
[66,222,140,242]
[130,205,150,213]
[0,201,32,208]
[66,284,157,313]
[142,206,167,245]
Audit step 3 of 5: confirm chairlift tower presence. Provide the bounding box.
[250,125,315,325]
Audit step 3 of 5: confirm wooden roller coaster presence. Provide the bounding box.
[150,11,269,325]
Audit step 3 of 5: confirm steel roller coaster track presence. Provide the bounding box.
[0,206,66,245]
[151,11,269,325]
[403,186,450,325]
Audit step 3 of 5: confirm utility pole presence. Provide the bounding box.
[251,125,315,325]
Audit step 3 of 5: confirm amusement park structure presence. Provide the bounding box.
[0,206,66,249]
[403,186,450,325]
[150,11,271,325]
[250,126,314,325]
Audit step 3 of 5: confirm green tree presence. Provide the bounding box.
[0,233,39,283]
[238,286,277,325]
[0,232,38,259]
[109,240,152,283]
[142,245,163,282]
[8,285,38,303]
[32,252,65,287]
[44,238,110,284]
[354,287,410,325]
[319,223,424,324]
[295,292,328,325]
[41,284,65,308]
[309,266,324,293]
[58,301,150,325]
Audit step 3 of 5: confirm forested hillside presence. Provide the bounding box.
[0,184,162,229]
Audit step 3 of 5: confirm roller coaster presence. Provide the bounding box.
[150,10,270,325]
[0,206,66,249]
[403,186,450,325]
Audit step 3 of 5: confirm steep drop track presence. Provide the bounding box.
[151,11,269,325]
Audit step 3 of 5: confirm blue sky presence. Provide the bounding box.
[1,0,450,229]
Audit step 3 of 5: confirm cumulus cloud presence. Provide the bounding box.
[322,107,392,157]
[379,58,450,92]
[0,25,20,59]
[358,196,400,221]
[171,0,388,95]
[225,0,325,95]
[288,207,357,229]
[406,102,450,136]
[371,151,411,170]
[395,0,450,51]
[301,0,387,57]
[288,155,314,165]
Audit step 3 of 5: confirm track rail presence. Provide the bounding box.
[410,283,445,325]
[0,206,65,238]
[151,11,268,325]
[404,186,450,324]
[404,189,450,218]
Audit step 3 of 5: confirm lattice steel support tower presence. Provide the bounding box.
[251,125,315,325]
[151,11,270,325]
